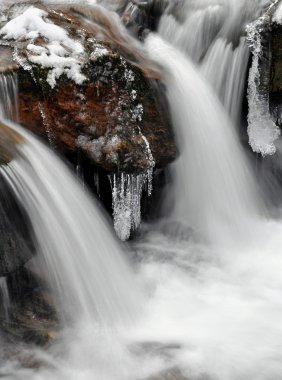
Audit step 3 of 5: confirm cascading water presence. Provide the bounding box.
[0,120,139,326]
[201,37,249,125]
[4,1,282,380]
[0,73,18,121]
[145,35,263,243]
[0,73,18,324]
[158,0,268,125]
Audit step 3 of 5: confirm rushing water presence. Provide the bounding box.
[0,120,139,326]
[3,0,282,380]
[146,35,263,244]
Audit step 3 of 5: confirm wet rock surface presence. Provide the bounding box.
[121,0,169,37]
[1,267,58,347]
[270,20,282,121]
[0,174,34,277]
[267,3,282,123]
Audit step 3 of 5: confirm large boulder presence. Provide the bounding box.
[0,1,176,174]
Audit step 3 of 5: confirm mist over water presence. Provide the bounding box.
[2,1,282,380]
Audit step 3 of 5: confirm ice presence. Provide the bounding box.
[246,11,280,156]
[109,171,153,241]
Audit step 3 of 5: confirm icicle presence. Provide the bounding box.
[136,125,155,196]
[94,172,100,198]
[246,2,280,156]
[38,102,55,147]
[76,164,85,190]
[0,276,10,322]
[109,171,153,241]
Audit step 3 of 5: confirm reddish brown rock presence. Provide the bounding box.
[0,2,177,173]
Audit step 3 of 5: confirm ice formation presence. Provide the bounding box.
[94,172,100,198]
[0,7,86,88]
[246,3,280,156]
[109,171,153,241]
[38,102,55,146]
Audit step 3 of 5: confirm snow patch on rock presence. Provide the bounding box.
[0,7,86,88]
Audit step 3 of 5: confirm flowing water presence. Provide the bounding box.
[0,74,18,121]
[0,73,18,322]
[0,120,139,326]
[145,35,263,243]
[3,0,282,380]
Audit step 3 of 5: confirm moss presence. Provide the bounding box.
[28,63,52,95]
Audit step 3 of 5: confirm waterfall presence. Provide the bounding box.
[0,73,18,121]
[201,37,249,125]
[0,119,139,326]
[158,0,268,125]
[146,35,263,243]
[0,73,18,324]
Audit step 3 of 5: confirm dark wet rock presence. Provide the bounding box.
[270,19,282,122]
[0,174,35,277]
[267,3,282,123]
[121,0,169,37]
[1,267,58,347]
[0,2,176,174]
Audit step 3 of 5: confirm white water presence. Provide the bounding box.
[146,35,263,243]
[158,0,268,125]
[201,37,249,125]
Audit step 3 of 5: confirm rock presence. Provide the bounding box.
[270,17,282,121]
[121,0,169,37]
[0,1,177,174]
[0,175,35,277]
[2,266,58,347]
[263,2,282,123]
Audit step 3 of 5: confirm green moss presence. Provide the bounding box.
[29,63,52,94]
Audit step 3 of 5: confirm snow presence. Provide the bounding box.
[0,7,86,88]
[90,45,109,60]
